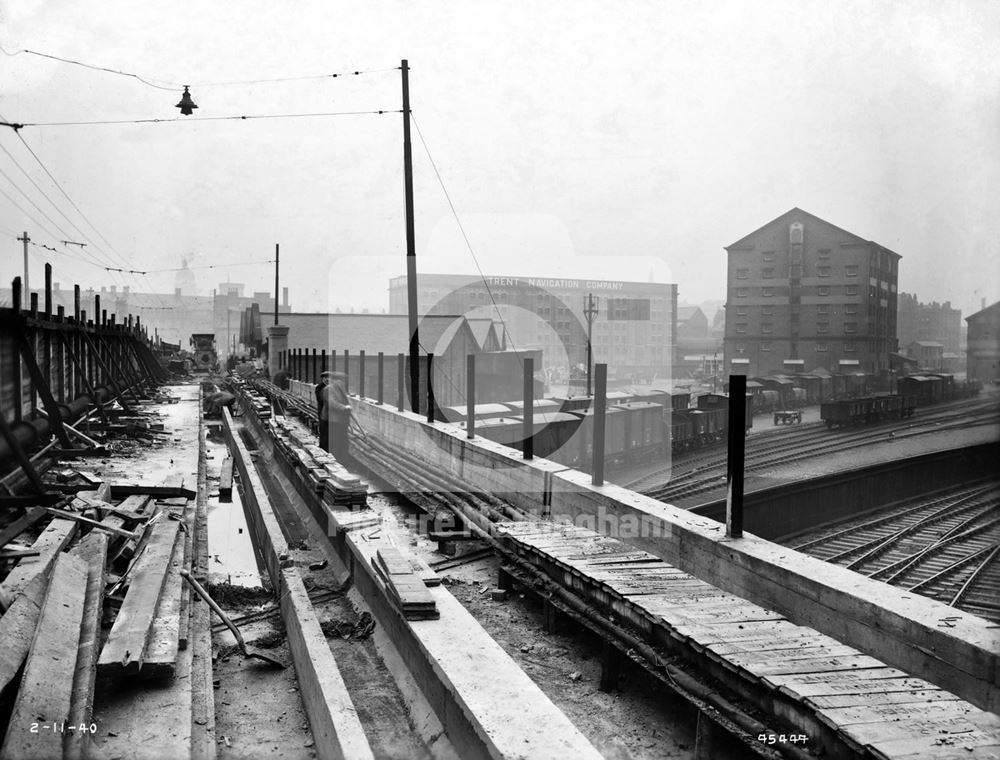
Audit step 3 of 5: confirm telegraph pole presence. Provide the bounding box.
[402,59,420,414]
[273,243,279,325]
[583,293,599,396]
[18,231,29,294]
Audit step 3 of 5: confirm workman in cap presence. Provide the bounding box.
[316,371,332,451]
[319,371,352,465]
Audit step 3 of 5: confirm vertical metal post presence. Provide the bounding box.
[343,350,350,393]
[467,354,475,439]
[523,356,533,459]
[29,292,38,319]
[426,353,434,423]
[592,363,607,485]
[726,374,747,539]
[44,263,52,317]
[11,278,22,421]
[377,352,384,405]
[312,348,318,383]
[56,306,66,402]
[359,350,366,398]
[320,349,326,378]
[330,349,336,374]
[397,353,405,412]
[402,59,420,415]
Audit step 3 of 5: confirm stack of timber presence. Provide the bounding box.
[372,547,439,620]
[270,416,367,508]
[0,476,206,759]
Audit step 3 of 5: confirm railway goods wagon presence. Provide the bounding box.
[473,411,580,459]
[547,395,593,413]
[619,401,664,453]
[923,373,956,401]
[441,403,512,424]
[666,412,694,451]
[791,374,825,404]
[503,398,562,416]
[754,389,782,413]
[562,406,626,466]
[898,375,939,405]
[696,392,753,431]
[630,389,670,408]
[754,376,798,408]
[820,394,916,428]
[791,387,807,406]
[661,389,691,412]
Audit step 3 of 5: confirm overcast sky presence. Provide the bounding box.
[1,1,998,321]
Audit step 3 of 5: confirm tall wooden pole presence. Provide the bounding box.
[402,59,420,415]
[273,243,280,325]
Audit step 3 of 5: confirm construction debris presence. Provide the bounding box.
[373,547,439,620]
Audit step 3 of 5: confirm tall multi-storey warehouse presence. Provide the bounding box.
[389,274,677,381]
[723,208,900,378]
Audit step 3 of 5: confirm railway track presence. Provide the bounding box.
[787,479,1000,623]
[637,399,1000,503]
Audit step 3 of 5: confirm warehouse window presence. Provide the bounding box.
[762,286,774,297]
[845,322,857,333]
[762,251,775,261]
[762,267,774,279]
[818,322,830,334]
[606,298,651,320]
[761,342,772,351]
[736,288,748,297]
[818,286,830,296]
[816,343,828,351]
[846,265,859,277]
[845,304,857,314]
[818,249,831,259]
[736,268,750,280]
[818,304,829,314]
[762,305,774,316]
[818,266,831,277]
[846,285,859,296]
[762,323,773,334]
[736,306,748,316]
[845,342,857,352]
[736,343,746,353]
[736,323,747,333]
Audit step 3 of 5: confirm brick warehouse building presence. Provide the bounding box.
[723,208,900,378]
[388,274,677,382]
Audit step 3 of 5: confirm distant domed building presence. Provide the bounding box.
[174,258,198,296]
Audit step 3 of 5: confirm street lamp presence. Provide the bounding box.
[583,293,599,396]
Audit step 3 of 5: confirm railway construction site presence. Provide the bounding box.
[1,292,999,760]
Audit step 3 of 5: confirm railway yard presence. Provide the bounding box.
[1,332,999,759]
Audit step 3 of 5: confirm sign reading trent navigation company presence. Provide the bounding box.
[488,277,626,291]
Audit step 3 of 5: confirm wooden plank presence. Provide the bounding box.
[110,484,196,500]
[805,689,959,710]
[1,553,88,760]
[45,507,136,539]
[732,653,887,676]
[66,531,109,760]
[178,501,195,650]
[0,507,48,548]
[816,699,980,728]
[98,519,181,676]
[218,456,233,502]
[0,571,50,695]
[772,673,928,699]
[0,517,77,599]
[143,520,184,676]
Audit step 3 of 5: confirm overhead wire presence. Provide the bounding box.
[409,112,524,366]
[19,110,402,128]
[0,45,398,91]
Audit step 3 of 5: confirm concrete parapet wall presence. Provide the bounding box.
[347,396,1000,714]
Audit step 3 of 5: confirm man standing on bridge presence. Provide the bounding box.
[320,371,353,466]
[316,371,331,452]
